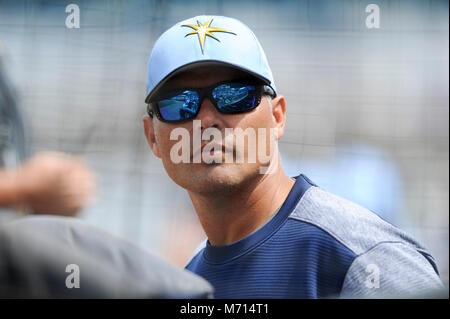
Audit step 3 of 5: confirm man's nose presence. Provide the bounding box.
[196,97,221,130]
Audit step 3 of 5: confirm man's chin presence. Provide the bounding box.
[175,163,256,194]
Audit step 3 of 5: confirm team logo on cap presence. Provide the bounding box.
[182,19,236,54]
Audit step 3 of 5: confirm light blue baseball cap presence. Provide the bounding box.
[145,15,277,103]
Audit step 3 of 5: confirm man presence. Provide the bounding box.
[143,15,443,298]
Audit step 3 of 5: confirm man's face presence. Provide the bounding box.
[143,65,285,194]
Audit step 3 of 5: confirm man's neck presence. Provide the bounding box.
[187,165,295,246]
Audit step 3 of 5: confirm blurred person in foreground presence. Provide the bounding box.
[0,48,213,298]
[142,15,445,298]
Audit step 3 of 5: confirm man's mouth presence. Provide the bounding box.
[191,142,234,162]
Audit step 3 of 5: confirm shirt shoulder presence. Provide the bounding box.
[341,241,444,298]
[288,186,443,297]
[289,186,434,258]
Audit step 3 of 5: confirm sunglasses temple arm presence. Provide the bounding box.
[147,104,154,118]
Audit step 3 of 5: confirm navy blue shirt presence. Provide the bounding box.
[185,174,442,298]
[185,175,356,298]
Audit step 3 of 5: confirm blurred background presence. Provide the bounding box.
[0,0,448,287]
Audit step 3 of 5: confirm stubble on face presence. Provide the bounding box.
[153,65,276,196]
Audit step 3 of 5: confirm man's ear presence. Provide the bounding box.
[143,115,161,158]
[270,95,287,140]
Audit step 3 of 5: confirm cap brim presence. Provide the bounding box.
[145,60,273,103]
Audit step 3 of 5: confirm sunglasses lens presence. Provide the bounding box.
[212,83,259,113]
[157,90,199,121]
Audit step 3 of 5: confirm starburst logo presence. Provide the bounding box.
[182,19,236,54]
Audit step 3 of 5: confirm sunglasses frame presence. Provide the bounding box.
[146,79,276,123]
